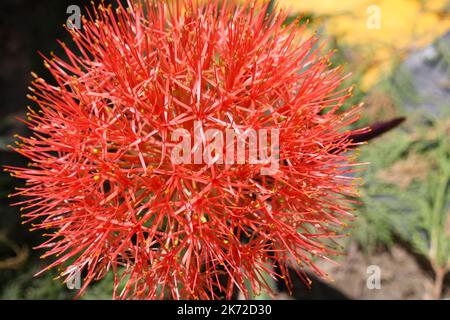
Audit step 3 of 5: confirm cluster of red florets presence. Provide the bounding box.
[8,0,362,299]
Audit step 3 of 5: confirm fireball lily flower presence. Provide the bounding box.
[7,0,365,299]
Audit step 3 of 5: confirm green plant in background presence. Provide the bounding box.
[408,118,450,299]
[352,128,414,251]
[0,264,119,300]
[0,267,75,300]
[353,114,450,299]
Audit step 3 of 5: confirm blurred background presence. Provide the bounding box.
[0,0,449,299]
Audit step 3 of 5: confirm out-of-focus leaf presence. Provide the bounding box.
[276,0,450,90]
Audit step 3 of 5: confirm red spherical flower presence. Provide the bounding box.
[8,0,364,299]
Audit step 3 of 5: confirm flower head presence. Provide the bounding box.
[8,0,363,299]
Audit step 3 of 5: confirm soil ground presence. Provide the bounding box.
[277,244,450,300]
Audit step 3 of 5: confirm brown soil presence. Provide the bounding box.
[311,243,447,300]
[268,243,450,300]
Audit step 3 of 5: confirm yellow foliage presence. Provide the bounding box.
[277,0,372,16]
[276,0,450,90]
